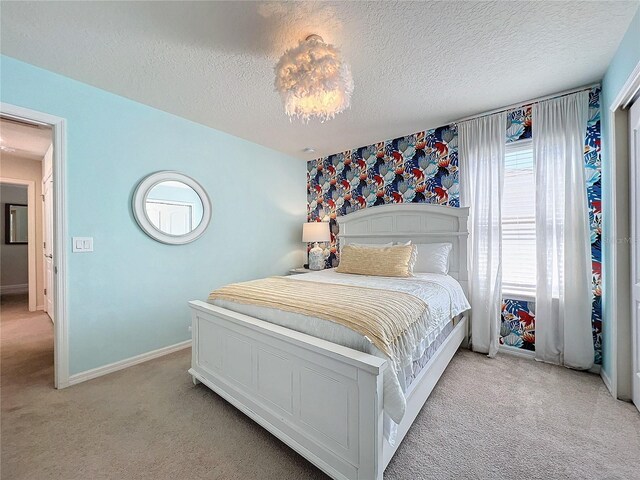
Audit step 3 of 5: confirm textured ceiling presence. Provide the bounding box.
[1,1,638,160]
[0,118,52,161]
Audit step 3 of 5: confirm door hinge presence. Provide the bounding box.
[44,288,47,295]
[41,194,45,201]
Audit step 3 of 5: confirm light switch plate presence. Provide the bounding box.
[72,237,93,252]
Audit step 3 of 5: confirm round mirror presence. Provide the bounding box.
[133,171,211,244]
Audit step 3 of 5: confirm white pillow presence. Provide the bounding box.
[414,243,452,274]
[396,241,452,274]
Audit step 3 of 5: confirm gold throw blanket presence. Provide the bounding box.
[208,277,429,360]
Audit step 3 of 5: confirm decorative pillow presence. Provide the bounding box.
[395,241,418,273]
[336,244,413,277]
[412,243,453,274]
[350,242,393,248]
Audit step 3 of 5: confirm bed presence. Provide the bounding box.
[188,204,470,480]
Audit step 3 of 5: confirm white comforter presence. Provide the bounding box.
[211,269,470,438]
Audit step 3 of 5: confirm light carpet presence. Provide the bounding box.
[2,294,639,479]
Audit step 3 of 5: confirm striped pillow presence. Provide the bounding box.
[336,244,413,277]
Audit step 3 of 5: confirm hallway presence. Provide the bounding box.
[1,293,54,399]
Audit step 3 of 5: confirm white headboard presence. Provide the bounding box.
[337,204,470,296]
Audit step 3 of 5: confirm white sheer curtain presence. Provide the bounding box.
[533,91,594,369]
[460,112,506,357]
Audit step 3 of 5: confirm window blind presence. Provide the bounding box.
[502,140,536,293]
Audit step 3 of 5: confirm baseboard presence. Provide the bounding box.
[0,283,28,295]
[499,345,536,359]
[68,339,191,386]
[600,367,614,396]
[498,345,602,376]
[36,304,45,311]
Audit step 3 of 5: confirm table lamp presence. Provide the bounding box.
[302,222,330,270]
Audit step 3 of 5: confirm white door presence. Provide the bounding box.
[145,201,192,235]
[43,173,54,322]
[630,98,640,413]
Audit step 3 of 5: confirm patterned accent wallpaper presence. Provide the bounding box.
[506,106,532,143]
[586,88,603,364]
[308,86,602,363]
[307,125,459,267]
[500,299,535,351]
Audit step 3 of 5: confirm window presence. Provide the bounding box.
[502,140,535,294]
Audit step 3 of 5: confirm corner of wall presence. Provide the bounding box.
[599,4,640,389]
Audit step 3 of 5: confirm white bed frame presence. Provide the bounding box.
[188,204,470,480]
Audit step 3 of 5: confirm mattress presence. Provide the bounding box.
[401,319,456,391]
[387,318,456,443]
[210,268,469,441]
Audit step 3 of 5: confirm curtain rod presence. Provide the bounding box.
[453,82,600,125]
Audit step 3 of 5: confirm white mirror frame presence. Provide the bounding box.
[133,171,212,245]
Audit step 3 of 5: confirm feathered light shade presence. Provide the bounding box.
[274,35,354,123]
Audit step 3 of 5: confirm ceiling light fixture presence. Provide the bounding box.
[274,34,354,123]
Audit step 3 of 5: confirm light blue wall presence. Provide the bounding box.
[601,8,640,378]
[0,55,306,375]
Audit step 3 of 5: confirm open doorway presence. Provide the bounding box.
[1,116,55,387]
[0,104,68,389]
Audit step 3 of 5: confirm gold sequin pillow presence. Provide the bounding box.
[336,244,413,277]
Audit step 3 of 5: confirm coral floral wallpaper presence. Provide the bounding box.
[307,123,459,268]
[307,86,602,363]
[501,299,536,351]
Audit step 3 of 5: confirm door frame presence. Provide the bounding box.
[605,60,640,399]
[630,98,640,411]
[1,102,69,389]
[0,177,37,311]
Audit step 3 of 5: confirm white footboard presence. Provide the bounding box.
[188,300,387,480]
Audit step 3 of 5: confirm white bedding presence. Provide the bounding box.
[210,269,470,441]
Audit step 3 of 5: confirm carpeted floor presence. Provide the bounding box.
[2,293,639,480]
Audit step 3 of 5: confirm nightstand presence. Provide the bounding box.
[289,267,312,275]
